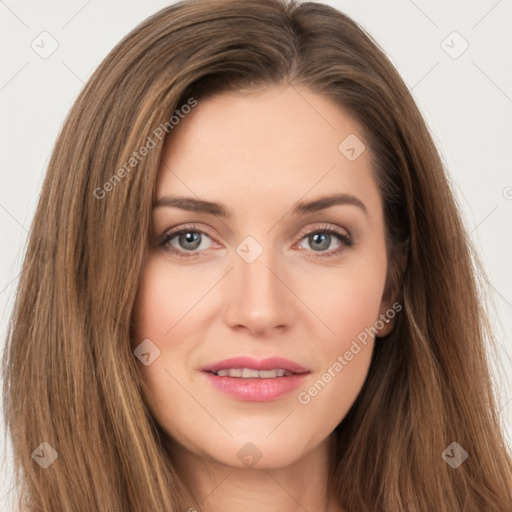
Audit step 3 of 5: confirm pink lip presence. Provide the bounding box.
[203,372,309,401]
[201,356,310,402]
[201,356,309,374]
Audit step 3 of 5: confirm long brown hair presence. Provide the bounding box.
[3,0,511,510]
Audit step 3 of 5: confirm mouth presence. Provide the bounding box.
[206,368,297,378]
[201,356,311,401]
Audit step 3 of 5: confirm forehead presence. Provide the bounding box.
[157,85,379,215]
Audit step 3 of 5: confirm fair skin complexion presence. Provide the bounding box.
[132,84,394,512]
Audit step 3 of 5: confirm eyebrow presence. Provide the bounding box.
[153,193,367,217]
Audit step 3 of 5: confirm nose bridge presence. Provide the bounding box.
[236,234,282,303]
[224,234,293,333]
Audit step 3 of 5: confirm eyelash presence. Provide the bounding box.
[159,223,353,259]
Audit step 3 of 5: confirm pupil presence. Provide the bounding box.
[181,232,200,250]
[310,233,329,251]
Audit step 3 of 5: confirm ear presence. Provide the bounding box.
[374,298,398,338]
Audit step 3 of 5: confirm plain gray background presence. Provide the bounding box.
[1,0,511,508]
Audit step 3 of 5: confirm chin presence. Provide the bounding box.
[200,432,316,470]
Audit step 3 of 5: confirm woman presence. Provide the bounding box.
[3,0,511,510]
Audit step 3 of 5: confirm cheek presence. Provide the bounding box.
[295,272,385,432]
[302,246,388,349]
[294,244,386,410]
[132,257,195,344]
[131,261,200,447]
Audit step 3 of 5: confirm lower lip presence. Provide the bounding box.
[202,371,310,401]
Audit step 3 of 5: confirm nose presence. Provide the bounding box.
[222,243,296,336]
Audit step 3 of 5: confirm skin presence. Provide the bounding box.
[132,84,395,512]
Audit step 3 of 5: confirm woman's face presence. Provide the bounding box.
[132,85,393,469]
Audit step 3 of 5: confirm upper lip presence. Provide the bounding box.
[201,356,309,374]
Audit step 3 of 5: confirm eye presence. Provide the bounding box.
[159,223,353,258]
[159,224,215,257]
[295,223,353,257]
